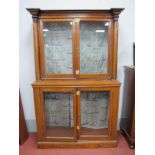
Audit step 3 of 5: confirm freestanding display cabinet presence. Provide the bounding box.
[27,8,123,148]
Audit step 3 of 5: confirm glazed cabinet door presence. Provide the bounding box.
[39,18,113,80]
[75,19,113,79]
[39,19,75,79]
[36,87,77,142]
[76,88,115,140]
[33,86,119,142]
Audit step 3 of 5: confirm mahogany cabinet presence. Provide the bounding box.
[27,9,123,148]
[120,66,135,148]
[32,80,120,148]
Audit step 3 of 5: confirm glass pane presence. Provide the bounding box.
[80,21,109,74]
[80,91,109,135]
[43,22,73,74]
[44,92,74,137]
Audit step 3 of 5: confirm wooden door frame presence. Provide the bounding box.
[39,18,113,80]
[37,16,117,80]
[39,19,76,80]
[76,87,117,141]
[34,87,77,142]
[33,86,120,142]
[75,18,113,79]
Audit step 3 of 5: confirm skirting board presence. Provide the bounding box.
[37,140,118,148]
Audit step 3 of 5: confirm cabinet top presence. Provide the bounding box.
[27,8,124,19]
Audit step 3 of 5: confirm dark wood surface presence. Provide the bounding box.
[120,66,135,148]
[19,92,28,145]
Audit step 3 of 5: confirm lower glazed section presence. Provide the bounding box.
[37,140,118,148]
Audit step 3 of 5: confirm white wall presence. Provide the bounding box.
[19,0,135,132]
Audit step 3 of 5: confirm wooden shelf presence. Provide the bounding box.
[81,128,108,135]
[46,127,74,137]
[32,80,121,87]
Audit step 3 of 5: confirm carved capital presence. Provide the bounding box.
[111,8,124,21]
[33,17,38,23]
[113,15,119,21]
[26,8,40,21]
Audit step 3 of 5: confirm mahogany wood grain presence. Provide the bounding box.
[112,16,118,79]
[32,80,121,87]
[80,128,108,135]
[32,82,120,146]
[33,88,45,141]
[37,140,118,148]
[33,18,41,80]
[27,9,124,19]
[27,9,124,148]
[46,127,74,137]
[110,87,120,139]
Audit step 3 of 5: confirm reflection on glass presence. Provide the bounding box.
[44,92,74,137]
[80,22,109,74]
[80,91,109,135]
[43,22,72,74]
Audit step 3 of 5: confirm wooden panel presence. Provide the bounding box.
[33,88,45,141]
[46,127,74,137]
[27,8,124,19]
[33,18,41,80]
[39,87,77,142]
[120,66,135,148]
[110,87,120,139]
[19,92,28,144]
[80,128,108,135]
[37,140,117,148]
[112,18,118,79]
[32,80,121,87]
